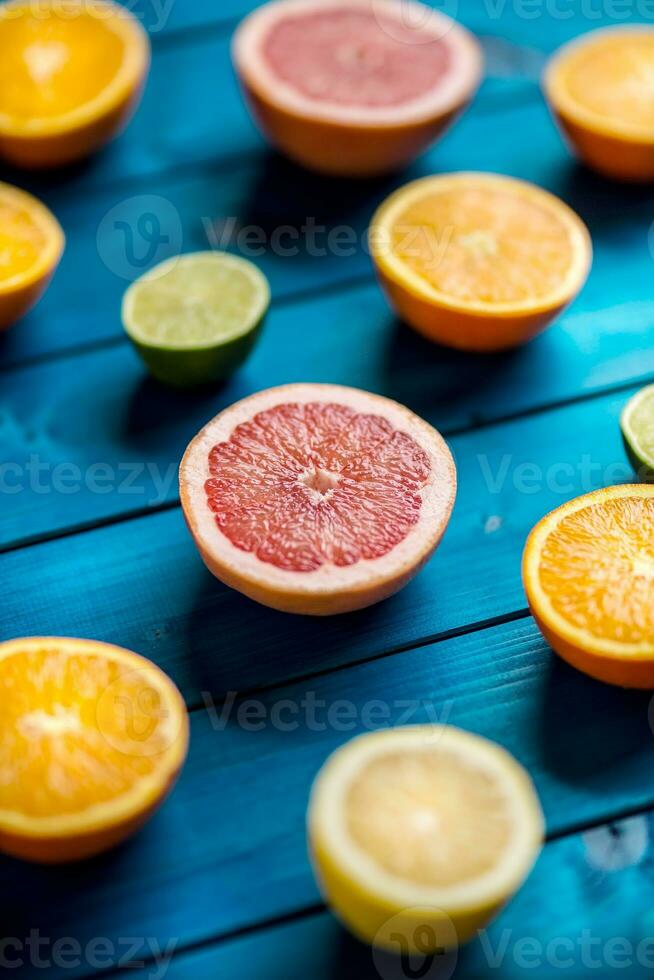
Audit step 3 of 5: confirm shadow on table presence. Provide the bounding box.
[537,653,652,785]
[380,314,534,428]
[183,571,405,710]
[555,162,654,235]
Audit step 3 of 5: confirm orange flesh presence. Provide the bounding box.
[262,7,451,108]
[392,186,574,305]
[0,196,48,283]
[538,496,654,645]
[564,35,654,129]
[205,401,431,572]
[0,645,175,819]
[0,5,125,122]
[346,749,511,887]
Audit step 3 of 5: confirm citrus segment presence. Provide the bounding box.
[523,486,654,687]
[0,637,189,862]
[370,172,592,351]
[122,252,270,387]
[308,726,544,951]
[180,384,456,614]
[621,384,654,479]
[0,0,150,168]
[233,0,482,176]
[0,181,64,330]
[545,28,654,181]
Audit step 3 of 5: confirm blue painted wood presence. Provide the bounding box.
[129,820,654,980]
[1,93,654,374]
[130,0,654,52]
[0,298,651,550]
[3,4,654,978]
[2,616,653,980]
[0,385,640,700]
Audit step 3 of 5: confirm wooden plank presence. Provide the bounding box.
[134,815,654,980]
[0,33,538,202]
[133,0,654,53]
[6,0,651,200]
[0,384,640,687]
[2,90,654,373]
[1,616,652,979]
[1,284,653,551]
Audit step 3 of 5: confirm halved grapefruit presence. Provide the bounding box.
[232,0,483,177]
[180,384,456,615]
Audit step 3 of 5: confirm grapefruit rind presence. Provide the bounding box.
[544,27,654,181]
[370,172,592,351]
[0,0,150,168]
[0,637,189,863]
[232,0,483,176]
[180,384,457,615]
[308,726,544,950]
[0,181,65,330]
[523,486,654,688]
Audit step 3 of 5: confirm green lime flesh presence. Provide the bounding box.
[621,384,654,482]
[122,251,270,387]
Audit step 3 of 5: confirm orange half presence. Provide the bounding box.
[0,181,64,330]
[545,27,654,181]
[370,172,592,352]
[0,0,150,167]
[0,637,189,863]
[523,486,654,688]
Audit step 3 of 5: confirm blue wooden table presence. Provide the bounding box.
[2,2,654,977]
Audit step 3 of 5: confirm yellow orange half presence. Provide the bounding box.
[0,637,189,863]
[370,172,592,351]
[308,726,544,951]
[0,181,64,330]
[0,0,150,168]
[545,27,654,181]
[523,486,654,688]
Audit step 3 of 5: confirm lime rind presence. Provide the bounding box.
[621,384,654,481]
[121,251,270,387]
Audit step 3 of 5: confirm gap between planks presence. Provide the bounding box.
[1,367,652,560]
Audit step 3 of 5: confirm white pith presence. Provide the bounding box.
[232,0,483,127]
[308,726,544,910]
[179,383,456,601]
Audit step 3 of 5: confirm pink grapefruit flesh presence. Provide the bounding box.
[232,0,483,176]
[180,384,456,615]
[262,7,453,110]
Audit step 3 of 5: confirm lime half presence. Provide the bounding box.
[122,252,270,387]
[621,384,654,481]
